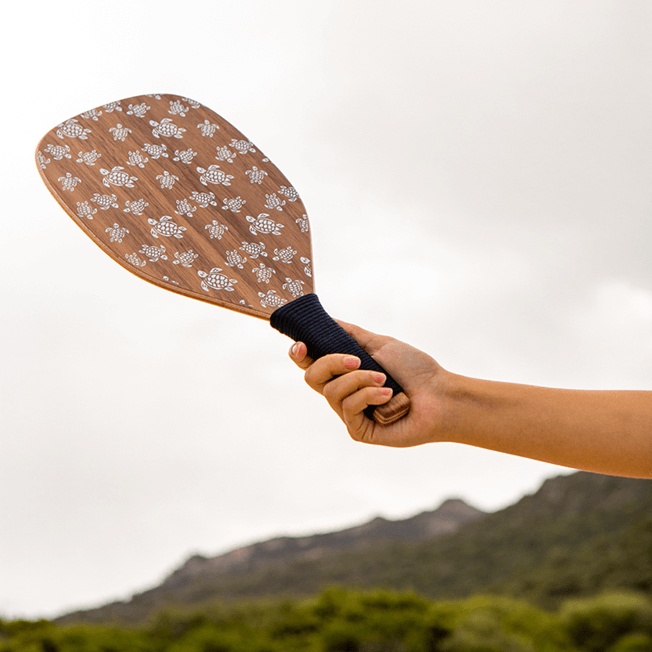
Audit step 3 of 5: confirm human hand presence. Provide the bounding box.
[289,321,449,447]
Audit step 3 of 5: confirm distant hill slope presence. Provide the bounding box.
[60,472,652,624]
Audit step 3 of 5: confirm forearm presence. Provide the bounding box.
[441,373,652,479]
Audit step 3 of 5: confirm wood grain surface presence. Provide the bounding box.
[36,93,314,319]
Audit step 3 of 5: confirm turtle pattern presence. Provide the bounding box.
[37,93,313,316]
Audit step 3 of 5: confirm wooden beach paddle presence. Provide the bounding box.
[36,93,409,424]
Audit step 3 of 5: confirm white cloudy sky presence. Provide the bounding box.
[1,0,651,619]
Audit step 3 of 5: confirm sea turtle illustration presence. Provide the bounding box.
[279,185,299,202]
[156,170,179,189]
[173,148,197,164]
[197,164,233,186]
[173,250,199,268]
[246,213,283,236]
[258,289,287,308]
[198,268,236,292]
[272,246,296,264]
[197,119,220,137]
[175,198,196,217]
[142,143,169,159]
[139,244,167,262]
[240,241,267,258]
[149,118,186,139]
[295,214,309,233]
[76,201,96,220]
[36,150,50,169]
[245,166,268,185]
[105,223,129,243]
[76,149,101,166]
[91,193,118,210]
[109,123,131,141]
[252,263,275,284]
[56,119,91,140]
[80,108,102,121]
[225,250,247,269]
[168,99,188,117]
[221,196,246,212]
[283,277,305,298]
[123,198,148,215]
[300,256,312,277]
[191,191,217,207]
[126,150,148,168]
[126,102,150,118]
[148,215,186,239]
[58,172,81,191]
[125,252,146,267]
[103,101,122,113]
[100,166,137,188]
[215,146,236,163]
[44,144,71,160]
[205,220,228,240]
[230,139,256,154]
[264,193,286,211]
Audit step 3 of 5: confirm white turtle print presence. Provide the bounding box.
[103,101,122,113]
[126,102,150,118]
[105,223,129,243]
[173,148,197,164]
[139,244,167,262]
[240,241,267,258]
[80,108,102,121]
[142,143,169,159]
[273,246,296,264]
[44,144,71,160]
[125,252,146,267]
[175,198,196,217]
[197,119,220,137]
[252,263,275,284]
[300,256,312,277]
[123,198,148,215]
[162,275,180,286]
[76,149,101,166]
[215,146,236,163]
[148,215,186,239]
[245,166,268,185]
[100,166,137,188]
[264,192,286,211]
[283,278,305,298]
[279,185,299,202]
[205,220,228,240]
[36,151,50,169]
[182,96,201,109]
[168,99,189,117]
[258,289,287,309]
[191,191,217,207]
[198,268,236,292]
[197,164,233,186]
[76,201,97,220]
[295,214,309,233]
[150,118,186,139]
[221,196,246,212]
[126,150,148,168]
[56,119,91,140]
[225,249,247,269]
[109,123,132,142]
[156,170,179,189]
[246,213,284,236]
[91,193,119,210]
[173,249,199,268]
[58,172,81,191]
[230,138,256,154]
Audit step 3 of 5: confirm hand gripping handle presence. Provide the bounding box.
[270,294,410,425]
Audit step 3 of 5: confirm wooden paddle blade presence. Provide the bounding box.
[36,93,313,320]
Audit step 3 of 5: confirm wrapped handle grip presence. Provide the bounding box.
[270,294,410,424]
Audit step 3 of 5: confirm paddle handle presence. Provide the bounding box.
[270,294,410,425]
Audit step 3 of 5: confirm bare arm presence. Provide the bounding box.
[289,321,652,479]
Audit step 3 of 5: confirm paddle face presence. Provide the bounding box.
[36,93,314,319]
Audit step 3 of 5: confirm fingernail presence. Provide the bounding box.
[344,356,360,370]
[290,343,298,356]
[372,372,386,385]
[381,387,393,397]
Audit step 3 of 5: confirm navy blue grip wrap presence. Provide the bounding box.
[270,293,404,419]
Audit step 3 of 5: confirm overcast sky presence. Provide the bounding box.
[1,0,651,619]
